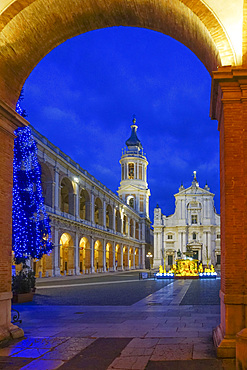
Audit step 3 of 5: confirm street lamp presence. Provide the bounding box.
[146,251,153,271]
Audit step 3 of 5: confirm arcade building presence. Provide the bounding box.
[27,118,152,277]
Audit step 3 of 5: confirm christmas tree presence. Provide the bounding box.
[13,95,53,262]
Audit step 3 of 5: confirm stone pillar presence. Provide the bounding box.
[74,232,80,275]
[141,244,145,268]
[153,229,163,269]
[103,200,106,228]
[127,247,130,270]
[90,237,95,273]
[211,67,247,358]
[178,232,182,254]
[208,230,212,265]
[132,248,135,269]
[53,227,61,276]
[113,243,116,271]
[127,217,130,237]
[75,184,80,220]
[54,168,60,212]
[202,231,206,265]
[103,240,106,272]
[120,245,124,270]
[0,101,26,341]
[120,210,124,234]
[112,206,116,231]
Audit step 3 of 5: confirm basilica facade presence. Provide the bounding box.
[29,118,152,277]
[153,172,220,270]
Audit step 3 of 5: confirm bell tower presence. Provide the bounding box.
[118,117,150,218]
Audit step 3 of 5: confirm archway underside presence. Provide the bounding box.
[0,0,234,107]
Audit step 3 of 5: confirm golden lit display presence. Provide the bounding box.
[157,260,217,279]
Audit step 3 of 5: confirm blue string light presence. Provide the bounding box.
[12,125,54,260]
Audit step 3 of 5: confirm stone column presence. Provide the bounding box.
[53,227,61,276]
[153,229,163,269]
[178,232,182,254]
[120,209,123,234]
[120,245,124,270]
[103,240,106,272]
[132,248,135,269]
[208,230,212,265]
[113,243,116,271]
[127,247,130,270]
[75,184,80,220]
[74,232,80,275]
[211,67,247,358]
[0,101,26,341]
[90,237,95,273]
[113,206,116,231]
[141,244,145,268]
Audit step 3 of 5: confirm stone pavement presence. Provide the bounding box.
[0,277,236,369]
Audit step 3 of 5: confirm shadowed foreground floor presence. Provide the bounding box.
[0,274,235,369]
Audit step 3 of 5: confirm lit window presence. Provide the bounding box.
[191,215,197,224]
[128,163,134,179]
[129,198,134,208]
[139,164,143,180]
[140,194,144,213]
[167,234,173,240]
[121,164,124,180]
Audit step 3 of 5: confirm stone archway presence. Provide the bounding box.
[59,232,74,275]
[0,0,246,359]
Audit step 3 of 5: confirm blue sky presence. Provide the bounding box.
[22,26,220,220]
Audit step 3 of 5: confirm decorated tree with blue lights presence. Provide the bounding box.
[13,94,53,264]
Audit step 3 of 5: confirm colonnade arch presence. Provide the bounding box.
[106,204,113,229]
[79,237,90,273]
[60,177,75,215]
[40,162,53,207]
[135,248,139,267]
[0,0,246,359]
[115,244,121,269]
[80,189,90,221]
[129,247,134,269]
[115,210,122,233]
[106,242,113,271]
[94,197,103,226]
[59,232,74,274]
[94,240,103,271]
[123,246,128,269]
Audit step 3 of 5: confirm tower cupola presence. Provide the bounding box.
[125,117,142,151]
[117,116,150,218]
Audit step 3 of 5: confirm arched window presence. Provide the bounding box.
[94,197,103,226]
[80,189,90,220]
[193,232,196,240]
[60,177,74,215]
[128,163,134,179]
[106,204,113,229]
[40,162,53,207]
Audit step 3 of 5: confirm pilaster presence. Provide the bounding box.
[211,67,247,358]
[90,237,95,273]
[0,100,27,341]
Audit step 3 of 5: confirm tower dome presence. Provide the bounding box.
[125,117,142,150]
